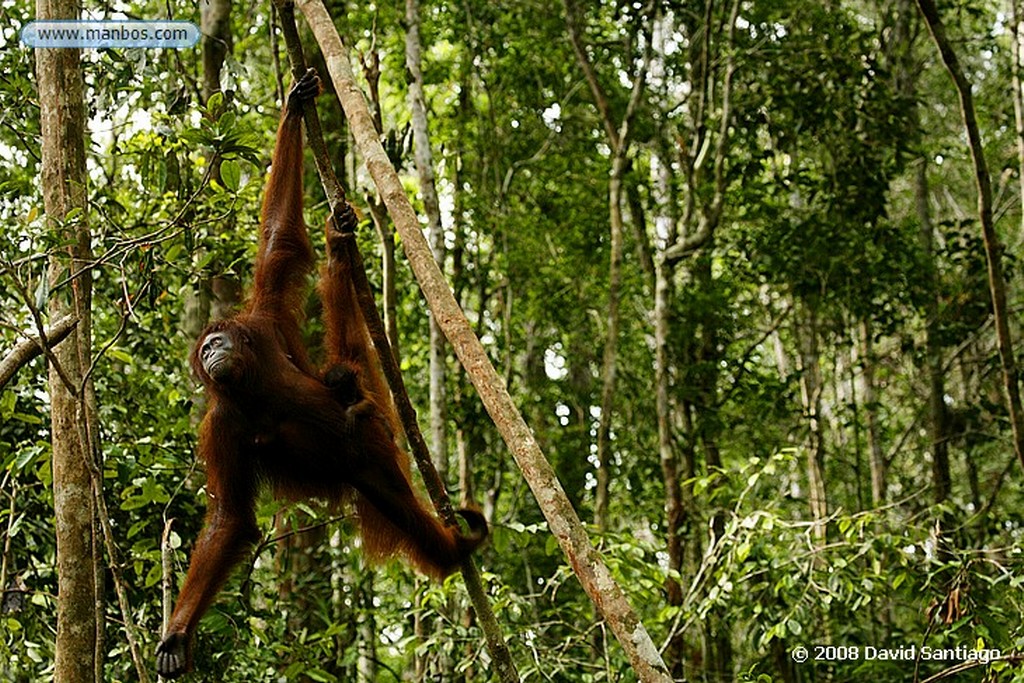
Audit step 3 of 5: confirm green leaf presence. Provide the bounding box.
[220,159,241,191]
[735,541,751,563]
[144,562,163,588]
[0,391,15,419]
[206,91,224,115]
[34,275,49,310]
[13,447,39,471]
[109,348,133,365]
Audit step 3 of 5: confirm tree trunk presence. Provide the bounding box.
[857,320,887,505]
[204,0,242,322]
[690,249,732,681]
[359,48,401,361]
[406,0,449,481]
[201,0,232,103]
[367,200,401,358]
[274,512,326,677]
[917,0,1024,471]
[594,155,627,532]
[184,0,237,340]
[451,140,477,510]
[655,261,683,612]
[37,0,98,677]
[355,573,377,682]
[328,530,358,678]
[651,2,741,673]
[297,3,671,678]
[890,0,952,506]
[563,0,649,533]
[795,301,828,544]
[916,159,952,503]
[1011,0,1024,242]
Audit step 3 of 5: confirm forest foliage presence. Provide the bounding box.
[3,0,1024,681]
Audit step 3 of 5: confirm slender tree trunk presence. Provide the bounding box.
[594,155,627,532]
[329,530,358,677]
[917,0,1024,471]
[366,200,400,357]
[356,574,377,682]
[451,137,476,509]
[690,249,732,681]
[795,301,828,544]
[184,0,237,339]
[274,513,326,679]
[890,0,952,506]
[428,277,447,478]
[563,0,649,533]
[857,320,886,505]
[916,159,952,503]
[201,0,232,103]
[203,0,240,321]
[585,123,630,535]
[1011,0,1024,241]
[406,0,449,480]
[37,0,98,677]
[654,247,685,680]
[359,49,401,361]
[652,3,740,674]
[298,3,671,678]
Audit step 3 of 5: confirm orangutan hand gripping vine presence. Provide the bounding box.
[155,69,486,679]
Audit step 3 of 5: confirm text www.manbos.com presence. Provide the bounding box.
[21,21,199,49]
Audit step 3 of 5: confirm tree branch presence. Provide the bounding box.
[664,0,741,264]
[293,1,672,680]
[273,5,519,682]
[563,0,620,148]
[0,315,78,391]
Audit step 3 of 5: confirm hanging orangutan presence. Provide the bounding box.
[155,68,486,679]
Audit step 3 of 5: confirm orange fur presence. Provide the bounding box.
[156,69,486,680]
